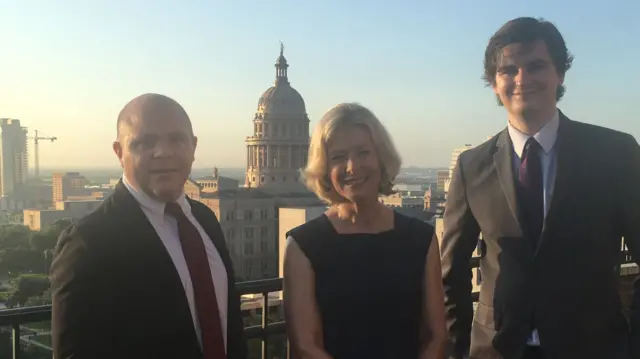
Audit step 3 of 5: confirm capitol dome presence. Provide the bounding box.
[245,44,311,193]
[256,44,307,117]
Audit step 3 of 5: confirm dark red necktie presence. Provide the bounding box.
[165,202,226,359]
[517,137,544,246]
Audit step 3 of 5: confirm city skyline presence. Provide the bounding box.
[2,1,639,169]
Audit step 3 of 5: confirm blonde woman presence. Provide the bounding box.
[283,103,446,359]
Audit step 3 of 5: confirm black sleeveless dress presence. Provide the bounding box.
[287,211,435,359]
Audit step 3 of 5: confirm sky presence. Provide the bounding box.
[1,0,638,169]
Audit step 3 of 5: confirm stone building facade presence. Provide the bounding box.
[192,46,322,281]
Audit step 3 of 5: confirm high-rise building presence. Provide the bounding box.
[444,144,475,195]
[449,144,475,179]
[51,172,89,202]
[437,169,449,191]
[0,118,29,197]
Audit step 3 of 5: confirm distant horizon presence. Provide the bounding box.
[32,166,447,185]
[35,165,448,171]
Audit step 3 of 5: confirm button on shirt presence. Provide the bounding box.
[507,110,560,346]
[122,176,228,350]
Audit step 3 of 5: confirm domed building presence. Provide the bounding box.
[197,45,322,282]
[245,44,310,193]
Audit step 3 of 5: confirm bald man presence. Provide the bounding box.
[50,94,247,359]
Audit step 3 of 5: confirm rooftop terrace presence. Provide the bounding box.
[0,249,635,359]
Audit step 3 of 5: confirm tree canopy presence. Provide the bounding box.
[0,219,72,309]
[0,219,71,277]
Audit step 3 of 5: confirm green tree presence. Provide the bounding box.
[0,224,32,251]
[5,275,50,308]
[43,249,53,274]
[0,219,73,277]
[0,249,43,276]
[24,288,51,307]
[0,220,71,308]
[29,231,58,254]
[46,218,73,236]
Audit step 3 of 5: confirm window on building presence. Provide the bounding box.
[244,241,254,255]
[260,240,268,253]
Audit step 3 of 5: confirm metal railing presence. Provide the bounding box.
[237,278,288,359]
[0,278,289,359]
[0,249,634,359]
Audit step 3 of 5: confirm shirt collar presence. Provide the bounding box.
[122,174,191,220]
[507,109,560,158]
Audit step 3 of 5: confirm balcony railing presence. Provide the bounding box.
[0,249,634,359]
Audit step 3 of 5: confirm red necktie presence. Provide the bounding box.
[165,202,226,359]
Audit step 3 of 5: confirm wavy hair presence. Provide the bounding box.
[302,103,402,204]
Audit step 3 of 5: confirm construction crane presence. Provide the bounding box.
[29,130,58,178]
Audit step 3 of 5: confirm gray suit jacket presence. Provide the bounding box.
[441,111,640,359]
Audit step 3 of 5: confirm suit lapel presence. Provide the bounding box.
[111,182,187,276]
[492,114,577,256]
[538,113,575,246]
[493,129,524,231]
[110,182,199,338]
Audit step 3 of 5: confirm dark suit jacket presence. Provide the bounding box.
[441,111,640,359]
[50,181,247,359]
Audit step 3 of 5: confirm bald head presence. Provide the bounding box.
[117,93,193,140]
[113,93,197,202]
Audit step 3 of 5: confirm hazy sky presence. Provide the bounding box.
[1,0,638,169]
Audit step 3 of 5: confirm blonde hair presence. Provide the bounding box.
[302,103,402,204]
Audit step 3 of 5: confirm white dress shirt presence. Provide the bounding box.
[508,109,560,218]
[507,110,560,346]
[122,175,228,351]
